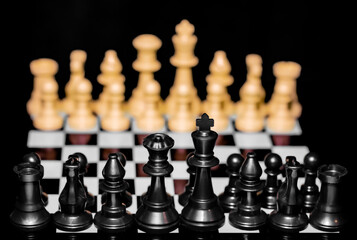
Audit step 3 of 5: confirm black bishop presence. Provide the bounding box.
[94,152,134,234]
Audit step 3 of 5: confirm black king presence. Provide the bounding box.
[180,113,225,232]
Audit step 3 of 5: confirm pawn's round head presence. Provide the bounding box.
[22,152,41,165]
[304,152,320,171]
[226,153,244,173]
[264,153,282,171]
[71,152,88,174]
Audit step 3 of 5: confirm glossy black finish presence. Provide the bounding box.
[135,133,179,234]
[71,152,96,209]
[310,164,348,232]
[9,162,51,232]
[262,153,282,209]
[229,152,267,230]
[178,151,195,206]
[21,152,48,206]
[218,153,244,212]
[269,157,308,233]
[181,114,225,232]
[53,157,93,231]
[300,152,320,212]
[101,152,132,207]
[94,153,135,233]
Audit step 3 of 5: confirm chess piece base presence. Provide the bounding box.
[180,203,225,232]
[94,211,134,233]
[218,191,239,212]
[33,116,63,131]
[135,206,179,234]
[53,211,93,232]
[268,211,308,233]
[10,208,51,232]
[68,116,97,131]
[229,209,267,230]
[309,211,347,232]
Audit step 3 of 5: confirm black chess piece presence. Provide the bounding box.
[180,113,225,232]
[310,164,348,232]
[71,152,96,209]
[300,152,320,212]
[53,156,93,231]
[94,153,135,234]
[135,133,179,234]
[10,161,51,232]
[218,153,245,212]
[229,152,267,230]
[261,153,283,209]
[178,151,195,206]
[21,152,48,206]
[101,152,132,207]
[268,156,308,233]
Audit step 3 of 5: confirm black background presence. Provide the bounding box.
[4,0,355,236]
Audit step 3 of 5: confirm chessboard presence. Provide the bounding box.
[25,114,333,235]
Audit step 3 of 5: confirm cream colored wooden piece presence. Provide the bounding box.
[205,82,228,131]
[68,78,97,130]
[61,50,87,114]
[268,61,302,118]
[168,83,197,132]
[94,50,125,116]
[128,34,162,118]
[27,58,59,116]
[101,80,129,131]
[165,19,201,116]
[136,80,164,131]
[236,54,266,117]
[235,81,265,132]
[204,51,234,115]
[33,76,63,130]
[267,82,296,132]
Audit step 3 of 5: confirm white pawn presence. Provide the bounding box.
[235,82,265,132]
[33,77,63,130]
[128,34,162,118]
[68,78,97,130]
[136,80,165,131]
[27,58,58,117]
[205,82,228,131]
[268,61,302,118]
[236,54,266,117]
[267,82,296,132]
[101,80,130,131]
[168,84,196,132]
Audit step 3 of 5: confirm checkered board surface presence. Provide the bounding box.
[26,115,330,234]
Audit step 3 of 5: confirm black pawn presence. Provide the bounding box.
[22,152,48,206]
[178,151,195,206]
[300,152,320,212]
[229,152,267,230]
[71,152,95,209]
[261,153,283,209]
[218,153,244,212]
[94,153,135,233]
[53,157,93,231]
[181,113,225,232]
[10,161,51,232]
[269,156,308,233]
[310,164,348,232]
[101,152,132,207]
[135,133,179,234]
